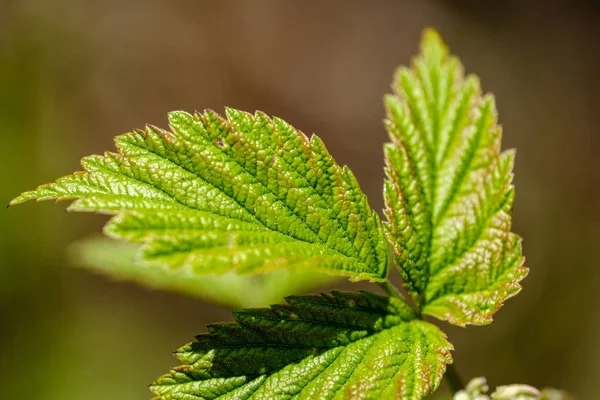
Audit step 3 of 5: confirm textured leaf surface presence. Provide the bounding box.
[11,109,389,281]
[70,236,337,308]
[151,291,452,400]
[383,29,527,325]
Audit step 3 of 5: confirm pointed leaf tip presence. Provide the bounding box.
[421,27,449,60]
[12,108,389,282]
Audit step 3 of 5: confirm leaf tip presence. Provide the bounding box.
[224,106,242,120]
[421,27,449,60]
[8,192,33,208]
[502,148,517,163]
[383,93,399,110]
[167,109,194,128]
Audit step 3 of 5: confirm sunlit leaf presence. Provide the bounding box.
[11,109,389,281]
[384,29,527,325]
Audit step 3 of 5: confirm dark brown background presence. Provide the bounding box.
[1,1,599,398]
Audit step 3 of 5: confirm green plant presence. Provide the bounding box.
[9,29,567,400]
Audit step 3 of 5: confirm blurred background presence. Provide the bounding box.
[1,1,599,398]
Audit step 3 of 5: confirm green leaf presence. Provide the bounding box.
[383,29,527,325]
[69,236,338,308]
[151,291,452,400]
[11,108,389,281]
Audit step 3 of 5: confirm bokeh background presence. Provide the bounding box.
[1,1,599,398]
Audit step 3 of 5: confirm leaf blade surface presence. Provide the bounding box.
[384,29,527,325]
[150,291,452,400]
[12,109,390,281]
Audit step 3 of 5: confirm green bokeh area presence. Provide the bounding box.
[1,1,599,399]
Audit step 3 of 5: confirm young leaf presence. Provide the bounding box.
[454,377,572,400]
[11,109,389,281]
[151,291,452,400]
[383,29,527,325]
[69,236,338,308]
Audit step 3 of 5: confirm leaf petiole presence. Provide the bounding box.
[378,281,408,302]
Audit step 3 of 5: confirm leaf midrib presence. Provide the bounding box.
[402,65,499,303]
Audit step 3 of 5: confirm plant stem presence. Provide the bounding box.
[444,363,464,395]
[378,281,418,312]
[378,281,404,299]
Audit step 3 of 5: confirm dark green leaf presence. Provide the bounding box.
[151,291,452,400]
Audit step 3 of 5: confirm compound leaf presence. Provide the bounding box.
[11,108,389,281]
[151,291,452,400]
[383,29,527,325]
[69,236,338,308]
